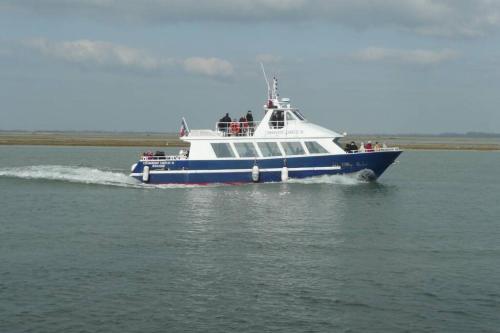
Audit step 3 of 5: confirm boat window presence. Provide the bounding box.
[258,142,282,157]
[305,141,329,154]
[234,142,258,158]
[281,142,306,156]
[286,111,296,121]
[292,110,305,120]
[269,110,285,129]
[211,143,235,158]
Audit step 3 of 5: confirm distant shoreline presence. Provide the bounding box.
[1,132,499,151]
[0,132,188,148]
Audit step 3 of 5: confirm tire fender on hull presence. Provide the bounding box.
[252,165,260,182]
[281,167,289,182]
[142,166,150,182]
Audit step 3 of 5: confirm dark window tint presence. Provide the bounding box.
[305,141,329,154]
[281,142,305,155]
[269,110,285,129]
[258,142,282,157]
[293,110,305,120]
[211,143,235,158]
[234,142,258,158]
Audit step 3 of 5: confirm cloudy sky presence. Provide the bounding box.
[1,0,500,134]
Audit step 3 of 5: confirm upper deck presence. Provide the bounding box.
[182,74,344,142]
[173,75,364,159]
[184,106,342,142]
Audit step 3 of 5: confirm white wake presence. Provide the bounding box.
[0,165,372,188]
[287,173,370,185]
[0,165,142,188]
[0,165,225,189]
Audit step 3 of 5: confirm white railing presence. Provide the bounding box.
[141,151,188,161]
[215,121,261,137]
[348,147,400,153]
[188,129,220,137]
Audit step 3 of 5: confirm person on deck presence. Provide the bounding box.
[239,116,248,135]
[365,141,373,152]
[230,118,240,136]
[222,113,232,123]
[246,110,254,134]
[217,117,225,133]
[220,113,232,135]
[344,142,352,152]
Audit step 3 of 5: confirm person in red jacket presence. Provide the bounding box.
[365,140,373,152]
[230,118,240,136]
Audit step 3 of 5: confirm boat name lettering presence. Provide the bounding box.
[265,130,304,135]
[144,161,175,167]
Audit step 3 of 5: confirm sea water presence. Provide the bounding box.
[0,146,499,332]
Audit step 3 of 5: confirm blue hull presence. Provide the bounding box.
[131,151,401,184]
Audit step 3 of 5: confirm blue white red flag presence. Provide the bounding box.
[180,117,190,137]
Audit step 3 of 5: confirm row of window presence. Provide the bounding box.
[211,141,328,158]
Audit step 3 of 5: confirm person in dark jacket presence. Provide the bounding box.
[344,141,359,153]
[270,112,278,128]
[220,113,231,134]
[239,116,247,135]
[217,117,224,131]
[344,142,352,152]
[276,110,284,128]
[246,110,254,135]
[222,113,231,123]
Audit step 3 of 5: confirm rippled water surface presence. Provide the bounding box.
[1,146,499,332]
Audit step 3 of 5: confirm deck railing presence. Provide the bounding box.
[141,152,188,161]
[215,121,261,137]
[348,147,400,153]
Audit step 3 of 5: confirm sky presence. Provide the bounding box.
[1,0,500,134]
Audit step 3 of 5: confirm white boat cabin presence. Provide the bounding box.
[178,76,347,161]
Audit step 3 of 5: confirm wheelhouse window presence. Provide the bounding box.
[305,141,329,154]
[281,142,305,155]
[234,142,258,158]
[269,110,285,129]
[285,111,296,121]
[292,110,305,120]
[211,143,235,158]
[258,142,282,157]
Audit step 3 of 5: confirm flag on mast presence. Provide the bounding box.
[180,117,190,137]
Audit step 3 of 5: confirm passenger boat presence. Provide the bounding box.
[130,74,402,184]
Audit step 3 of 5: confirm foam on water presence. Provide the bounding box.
[0,165,143,188]
[0,165,370,188]
[287,173,369,185]
[0,165,227,189]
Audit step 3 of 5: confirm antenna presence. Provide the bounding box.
[260,62,271,99]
